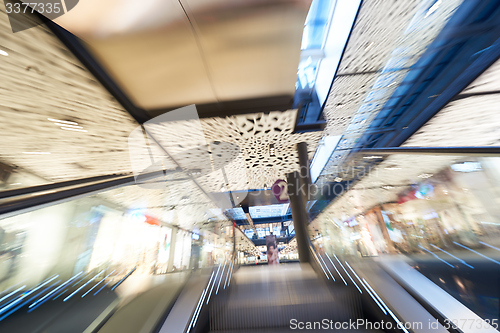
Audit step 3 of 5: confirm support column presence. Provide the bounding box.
[167,226,178,272]
[287,171,310,263]
[297,142,312,191]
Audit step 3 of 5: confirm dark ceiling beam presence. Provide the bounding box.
[147,95,294,120]
[357,146,500,156]
[251,236,295,246]
[235,214,293,225]
[293,121,326,133]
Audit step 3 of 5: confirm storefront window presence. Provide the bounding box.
[313,156,500,257]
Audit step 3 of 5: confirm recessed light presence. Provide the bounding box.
[0,49,8,57]
[269,144,276,157]
[48,118,78,126]
[61,127,88,132]
[55,123,83,129]
[425,0,441,18]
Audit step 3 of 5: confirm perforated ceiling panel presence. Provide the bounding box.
[0,8,141,184]
[404,58,500,147]
[319,0,463,186]
[323,74,378,136]
[203,111,321,189]
[146,110,322,192]
[322,0,420,136]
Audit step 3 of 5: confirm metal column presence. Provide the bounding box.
[287,171,310,263]
[287,141,313,263]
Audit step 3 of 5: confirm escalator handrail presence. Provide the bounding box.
[0,173,129,200]
[0,170,170,218]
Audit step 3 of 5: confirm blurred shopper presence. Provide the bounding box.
[267,241,279,265]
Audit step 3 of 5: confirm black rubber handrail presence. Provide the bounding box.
[0,170,168,217]
[0,173,129,200]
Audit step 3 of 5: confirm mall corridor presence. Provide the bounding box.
[2,0,500,332]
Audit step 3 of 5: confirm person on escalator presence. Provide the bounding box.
[267,241,279,265]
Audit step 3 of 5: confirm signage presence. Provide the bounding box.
[145,215,161,226]
[271,179,289,203]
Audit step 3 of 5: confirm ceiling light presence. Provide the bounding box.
[54,123,83,129]
[387,82,397,87]
[48,118,78,126]
[363,155,383,159]
[61,127,88,132]
[269,144,276,157]
[23,152,50,154]
[425,0,441,18]
[334,177,342,182]
[365,42,374,51]
[0,49,8,56]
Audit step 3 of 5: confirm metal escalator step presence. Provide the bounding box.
[209,264,366,332]
[210,287,363,331]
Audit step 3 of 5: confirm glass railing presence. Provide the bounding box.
[0,177,238,331]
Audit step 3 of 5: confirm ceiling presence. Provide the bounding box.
[404,58,500,148]
[53,0,311,116]
[318,0,464,186]
[3,0,499,246]
[0,2,321,245]
[0,4,321,190]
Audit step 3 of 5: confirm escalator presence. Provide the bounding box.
[208,263,379,333]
